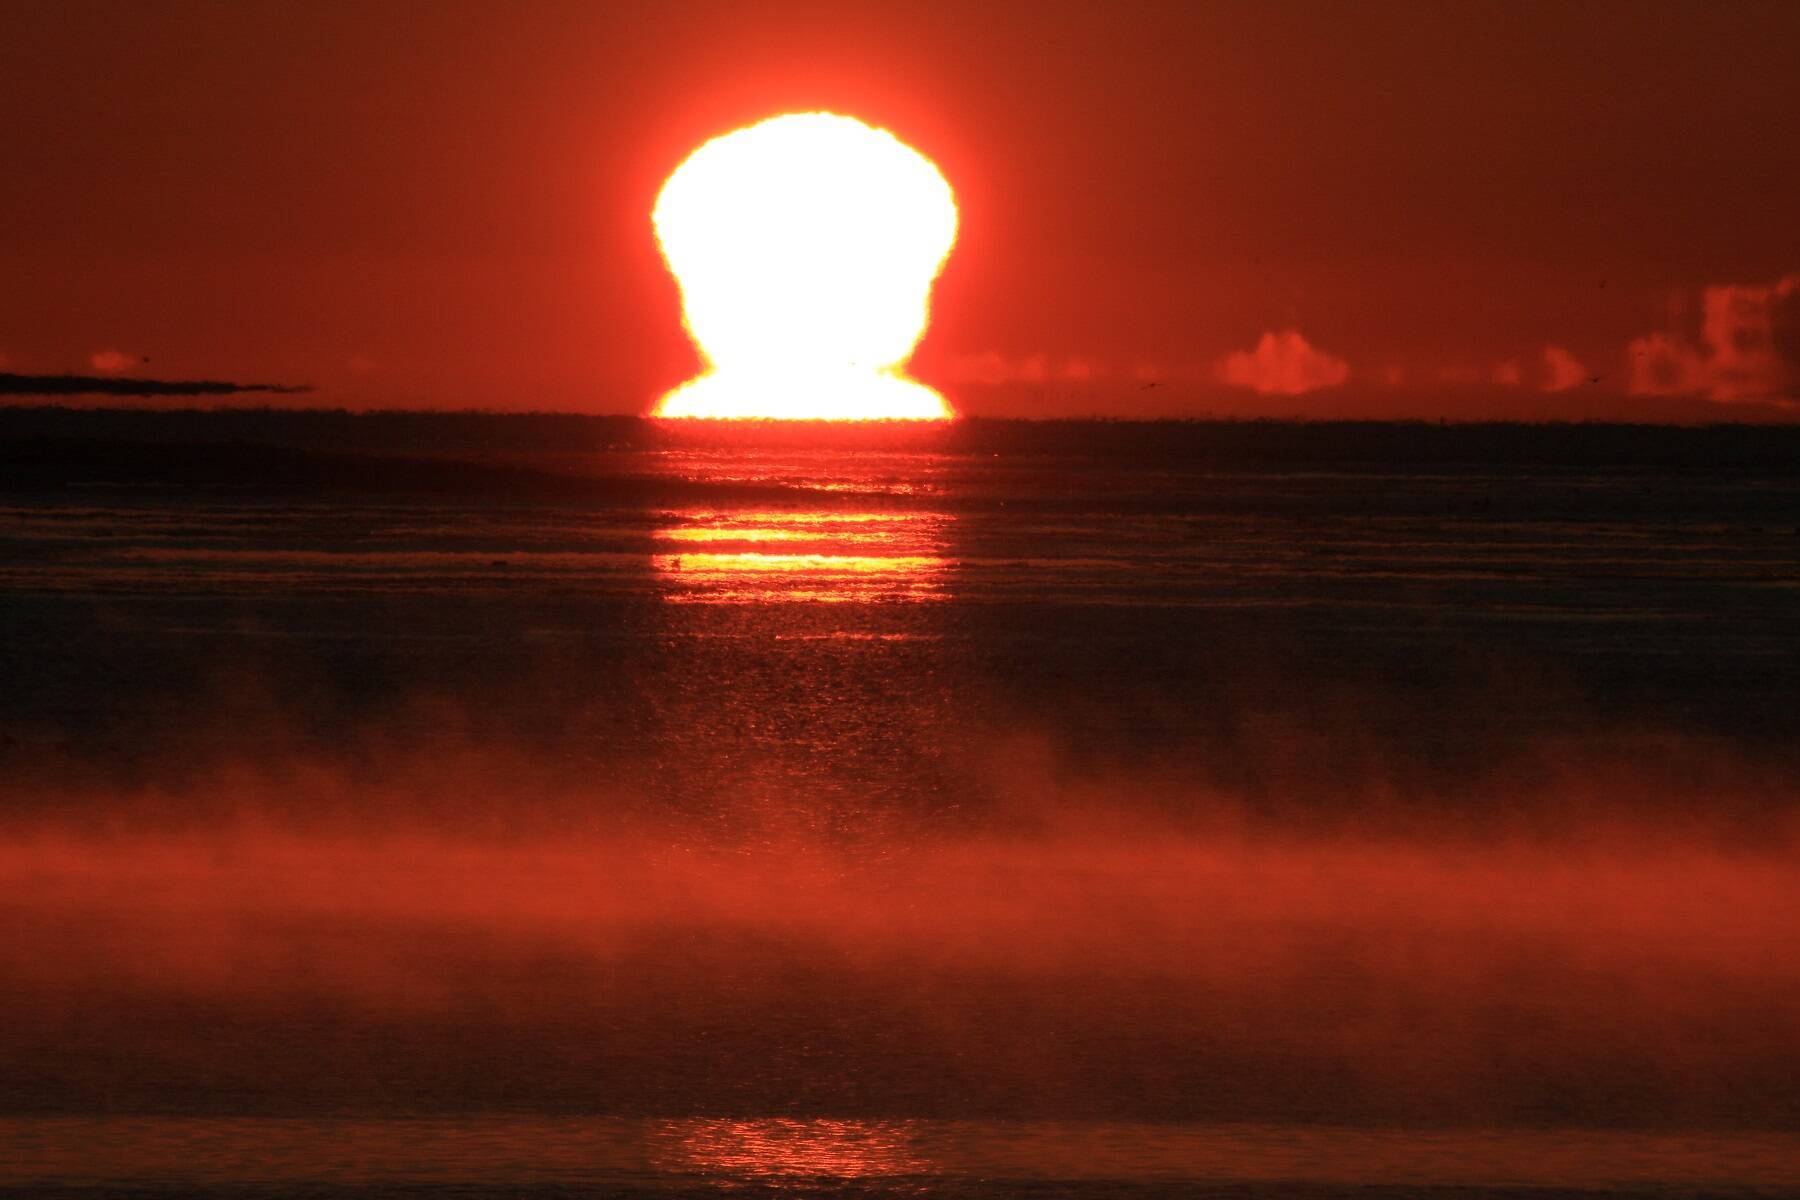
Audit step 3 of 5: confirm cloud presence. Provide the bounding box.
[945,352,1106,386]
[1628,274,1799,403]
[1491,360,1523,386]
[1627,332,1707,396]
[1542,345,1588,392]
[1220,331,1348,395]
[89,349,145,373]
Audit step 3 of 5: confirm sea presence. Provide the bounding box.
[1,410,1797,1197]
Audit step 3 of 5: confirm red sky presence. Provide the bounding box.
[3,0,1797,419]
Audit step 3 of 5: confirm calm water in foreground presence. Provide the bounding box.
[1,415,1798,1196]
[6,1117,1800,1197]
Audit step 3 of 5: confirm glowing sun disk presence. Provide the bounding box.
[653,112,958,420]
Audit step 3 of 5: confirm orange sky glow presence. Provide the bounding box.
[1,1,1797,420]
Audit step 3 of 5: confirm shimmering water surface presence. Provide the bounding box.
[6,1118,1800,1196]
[2,417,1798,1196]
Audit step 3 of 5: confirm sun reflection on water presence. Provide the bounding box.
[656,1118,929,1180]
[653,509,948,603]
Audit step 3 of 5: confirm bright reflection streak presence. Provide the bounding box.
[653,509,947,602]
[652,112,958,420]
[658,1119,928,1179]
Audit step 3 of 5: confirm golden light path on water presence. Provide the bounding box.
[653,509,948,602]
[652,112,958,420]
[8,1117,1800,1190]
[662,1118,928,1179]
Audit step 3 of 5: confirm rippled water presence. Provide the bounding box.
[2,421,1798,1195]
[5,441,1795,823]
[7,1118,1800,1196]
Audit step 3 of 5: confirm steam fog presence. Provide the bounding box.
[4,414,1798,1142]
[4,711,1796,1126]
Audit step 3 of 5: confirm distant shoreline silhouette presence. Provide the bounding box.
[0,372,311,398]
[4,405,1800,474]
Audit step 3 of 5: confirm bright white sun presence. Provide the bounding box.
[652,112,958,420]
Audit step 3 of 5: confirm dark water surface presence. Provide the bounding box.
[2,415,1798,1195]
[6,1118,1800,1197]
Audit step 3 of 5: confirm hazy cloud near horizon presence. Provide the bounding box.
[1220,331,1349,396]
[1543,346,1588,392]
[89,349,145,373]
[1629,275,1799,405]
[945,351,1118,386]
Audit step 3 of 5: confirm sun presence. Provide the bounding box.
[652,112,958,420]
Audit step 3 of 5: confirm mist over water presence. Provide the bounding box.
[2,413,1798,1195]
